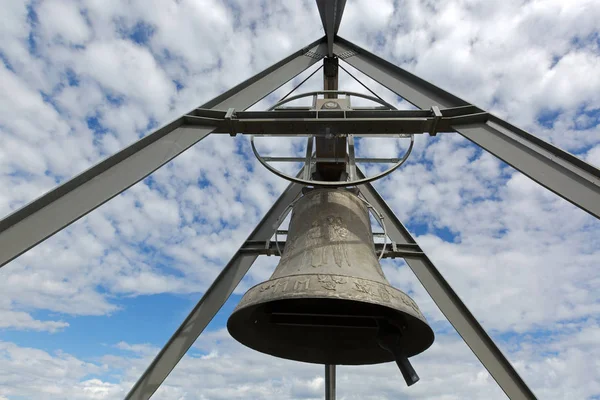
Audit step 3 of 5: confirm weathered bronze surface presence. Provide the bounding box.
[227,188,434,365]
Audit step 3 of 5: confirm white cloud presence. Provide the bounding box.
[38,0,92,45]
[0,310,68,333]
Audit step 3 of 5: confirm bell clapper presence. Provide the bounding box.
[377,319,420,387]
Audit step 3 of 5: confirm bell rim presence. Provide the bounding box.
[227,273,434,364]
[232,273,430,326]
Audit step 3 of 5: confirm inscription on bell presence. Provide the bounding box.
[305,215,351,269]
[354,280,374,296]
[293,277,310,291]
[317,275,347,291]
[259,278,289,293]
[399,294,422,317]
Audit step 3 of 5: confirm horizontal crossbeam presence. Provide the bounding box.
[261,156,401,163]
[182,107,489,136]
[240,240,424,258]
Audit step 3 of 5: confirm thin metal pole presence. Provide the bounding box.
[325,364,336,400]
[338,62,388,106]
[278,64,323,104]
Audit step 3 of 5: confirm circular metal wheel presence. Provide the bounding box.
[251,91,415,187]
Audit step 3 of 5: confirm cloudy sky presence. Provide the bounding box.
[1,0,600,398]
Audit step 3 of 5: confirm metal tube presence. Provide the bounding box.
[325,364,336,400]
[347,135,357,181]
[304,136,314,180]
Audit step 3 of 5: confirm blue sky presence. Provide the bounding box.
[0,0,599,399]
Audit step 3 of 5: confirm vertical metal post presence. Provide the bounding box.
[323,56,339,96]
[325,364,336,400]
[317,56,346,181]
[304,136,314,180]
[347,134,357,181]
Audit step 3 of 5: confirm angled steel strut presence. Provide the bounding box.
[333,37,600,220]
[0,39,327,269]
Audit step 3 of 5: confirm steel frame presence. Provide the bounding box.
[1,3,599,399]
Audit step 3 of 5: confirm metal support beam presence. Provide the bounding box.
[357,169,536,400]
[316,0,346,57]
[183,107,489,136]
[125,180,304,400]
[317,55,346,181]
[0,38,327,269]
[335,37,600,220]
[240,239,423,258]
[323,56,339,95]
[325,364,336,400]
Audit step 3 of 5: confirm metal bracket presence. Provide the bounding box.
[240,240,421,259]
[225,107,237,136]
[429,106,442,136]
[304,49,326,60]
[338,50,358,60]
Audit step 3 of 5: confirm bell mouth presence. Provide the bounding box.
[227,276,434,365]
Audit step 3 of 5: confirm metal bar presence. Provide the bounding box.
[323,56,339,97]
[240,240,420,259]
[356,169,536,400]
[325,364,336,400]
[334,37,600,220]
[0,38,326,269]
[253,134,411,138]
[278,64,324,104]
[194,107,477,119]
[338,63,388,106]
[125,180,304,400]
[197,116,432,135]
[318,54,346,181]
[316,0,346,57]
[262,157,400,163]
[304,136,314,180]
[196,107,486,120]
[347,135,357,180]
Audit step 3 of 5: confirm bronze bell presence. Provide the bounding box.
[227,188,434,384]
